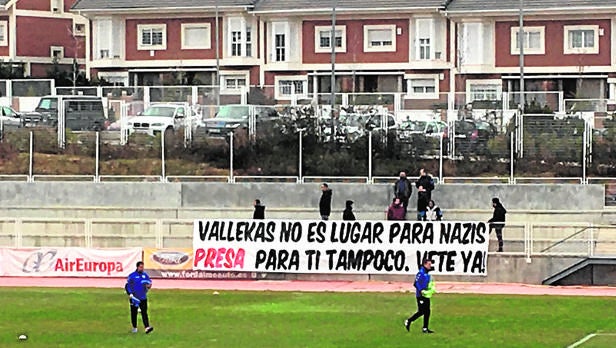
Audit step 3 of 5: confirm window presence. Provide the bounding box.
[363,25,396,52]
[416,19,433,60]
[73,23,86,36]
[466,79,502,103]
[95,18,112,59]
[315,25,346,53]
[246,26,252,56]
[97,71,129,86]
[138,24,166,50]
[0,21,7,46]
[181,23,211,49]
[50,46,64,59]
[227,17,253,57]
[460,22,487,65]
[406,75,438,99]
[272,22,289,62]
[275,76,308,100]
[51,0,62,13]
[564,25,599,54]
[220,72,249,92]
[510,26,545,55]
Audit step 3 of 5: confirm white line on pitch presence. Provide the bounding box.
[567,333,597,348]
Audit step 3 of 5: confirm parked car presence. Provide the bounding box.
[0,105,23,129]
[21,95,107,131]
[197,104,279,138]
[398,119,448,142]
[454,119,498,155]
[126,103,194,136]
[397,119,448,156]
[364,113,397,132]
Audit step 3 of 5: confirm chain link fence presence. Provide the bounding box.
[1,85,613,184]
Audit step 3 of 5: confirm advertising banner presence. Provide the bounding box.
[143,248,280,280]
[0,247,142,277]
[193,219,490,276]
[144,248,193,270]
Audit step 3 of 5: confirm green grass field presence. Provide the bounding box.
[0,288,614,347]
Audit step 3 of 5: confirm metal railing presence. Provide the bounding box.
[0,174,611,185]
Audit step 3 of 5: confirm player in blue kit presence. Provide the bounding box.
[125,261,154,334]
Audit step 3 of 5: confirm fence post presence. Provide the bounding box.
[510,130,514,184]
[28,131,33,183]
[191,86,198,106]
[525,223,532,263]
[144,86,151,109]
[588,223,594,257]
[368,130,373,183]
[439,133,443,183]
[161,130,166,182]
[583,120,587,184]
[5,80,11,100]
[85,219,92,248]
[14,218,22,248]
[57,99,66,149]
[298,129,303,183]
[229,131,234,183]
[95,131,100,183]
[156,220,164,248]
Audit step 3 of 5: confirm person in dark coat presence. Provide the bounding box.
[387,197,406,221]
[488,197,507,252]
[342,200,356,221]
[319,183,332,220]
[416,186,430,220]
[415,168,435,220]
[253,199,265,219]
[393,171,412,217]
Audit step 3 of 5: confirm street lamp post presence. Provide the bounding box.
[519,0,525,114]
[330,0,337,146]
[215,1,221,108]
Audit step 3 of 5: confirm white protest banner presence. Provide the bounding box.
[193,219,489,276]
[0,247,142,277]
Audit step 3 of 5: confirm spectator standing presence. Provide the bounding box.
[415,168,435,219]
[424,200,443,221]
[342,200,356,221]
[319,183,332,221]
[387,197,406,221]
[253,199,265,219]
[488,197,507,252]
[393,171,412,217]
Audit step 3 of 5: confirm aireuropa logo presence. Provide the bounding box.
[22,249,58,273]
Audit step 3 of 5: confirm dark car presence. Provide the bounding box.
[21,95,107,131]
[454,119,498,155]
[197,104,279,138]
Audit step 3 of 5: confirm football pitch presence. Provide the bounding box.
[0,287,614,347]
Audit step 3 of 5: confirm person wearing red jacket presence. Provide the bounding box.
[387,197,406,221]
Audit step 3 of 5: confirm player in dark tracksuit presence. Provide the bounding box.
[404,259,436,334]
[125,261,154,334]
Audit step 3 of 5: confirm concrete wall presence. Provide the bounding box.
[0,182,606,211]
[0,182,182,208]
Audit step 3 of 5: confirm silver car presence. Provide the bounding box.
[0,105,22,129]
